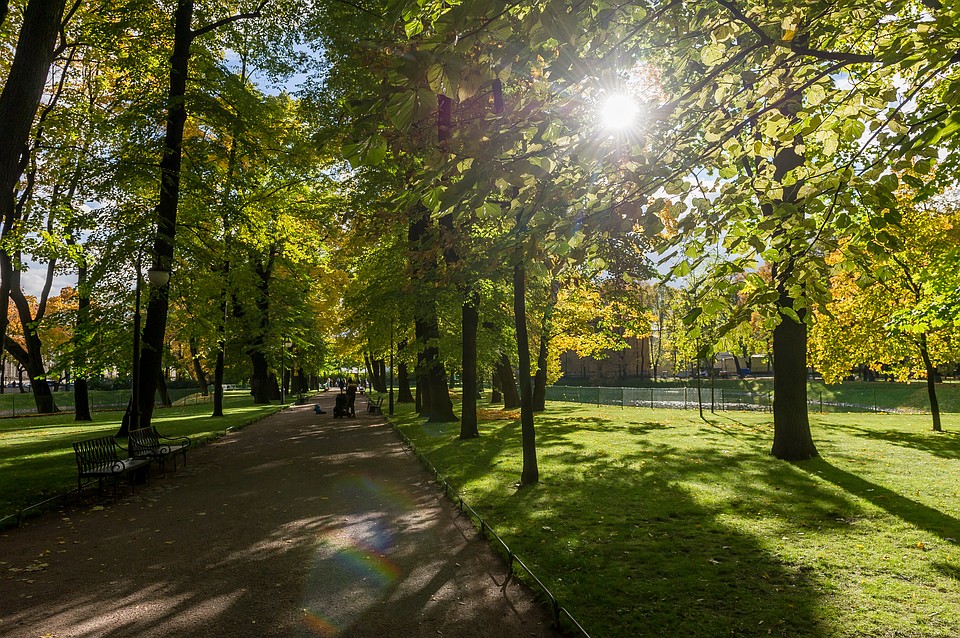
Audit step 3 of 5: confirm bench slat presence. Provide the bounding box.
[129,426,190,474]
[73,435,150,501]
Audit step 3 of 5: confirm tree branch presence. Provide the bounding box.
[715,0,876,64]
[191,0,268,40]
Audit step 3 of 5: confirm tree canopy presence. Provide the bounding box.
[1,0,958,464]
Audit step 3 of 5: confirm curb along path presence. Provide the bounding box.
[0,392,558,638]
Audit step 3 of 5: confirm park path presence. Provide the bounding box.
[0,392,557,638]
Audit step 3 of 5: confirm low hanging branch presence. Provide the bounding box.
[190,0,268,41]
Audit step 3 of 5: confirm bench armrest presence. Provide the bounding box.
[154,431,191,448]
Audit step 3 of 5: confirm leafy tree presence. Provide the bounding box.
[810,187,960,430]
[132,0,268,433]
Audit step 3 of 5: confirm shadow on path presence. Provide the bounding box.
[0,393,556,638]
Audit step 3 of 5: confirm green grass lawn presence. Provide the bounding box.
[0,391,279,521]
[393,400,960,637]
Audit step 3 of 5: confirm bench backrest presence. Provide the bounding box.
[129,427,161,454]
[73,436,121,472]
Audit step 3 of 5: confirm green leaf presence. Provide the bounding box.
[478,202,500,218]
[387,92,417,131]
[365,136,387,165]
[404,19,423,38]
[700,43,726,67]
[807,84,826,106]
[683,307,703,325]
[672,260,691,277]
[780,306,801,323]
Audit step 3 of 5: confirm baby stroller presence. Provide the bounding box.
[333,392,350,418]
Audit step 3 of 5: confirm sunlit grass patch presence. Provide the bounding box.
[0,394,279,519]
[393,399,960,637]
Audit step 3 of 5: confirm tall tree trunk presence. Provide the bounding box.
[246,250,275,404]
[158,371,172,407]
[532,277,560,412]
[188,337,208,396]
[250,350,271,404]
[422,315,456,422]
[0,0,67,358]
[497,353,520,409]
[514,262,538,485]
[213,343,225,415]
[764,49,818,461]
[408,205,455,422]
[460,291,480,438]
[364,353,375,388]
[919,333,942,432]
[73,260,92,421]
[397,357,414,403]
[415,374,423,413]
[491,372,502,404]
[4,335,55,413]
[770,287,817,459]
[376,359,387,392]
[269,371,280,401]
[135,0,194,428]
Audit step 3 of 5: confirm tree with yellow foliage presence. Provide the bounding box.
[810,190,960,431]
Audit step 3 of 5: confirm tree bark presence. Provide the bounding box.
[397,357,414,403]
[491,371,502,404]
[0,1,67,337]
[364,353,375,388]
[460,291,480,438]
[158,371,172,407]
[514,262,538,485]
[246,250,275,404]
[918,333,942,432]
[73,260,92,421]
[764,51,818,461]
[770,287,818,460]
[136,0,194,427]
[250,350,271,404]
[213,343,225,415]
[421,314,456,422]
[376,359,387,392]
[189,337,208,396]
[497,353,520,409]
[532,277,560,412]
[4,333,55,413]
[415,374,423,413]
[408,205,456,422]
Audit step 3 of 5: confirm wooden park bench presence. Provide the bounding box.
[73,436,152,501]
[367,396,384,414]
[128,426,191,476]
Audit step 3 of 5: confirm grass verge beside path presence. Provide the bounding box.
[393,400,960,638]
[0,392,281,521]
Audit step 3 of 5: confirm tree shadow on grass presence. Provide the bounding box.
[796,457,960,543]
[496,451,834,638]
[836,425,960,461]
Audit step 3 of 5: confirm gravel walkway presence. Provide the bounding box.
[0,393,558,637]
